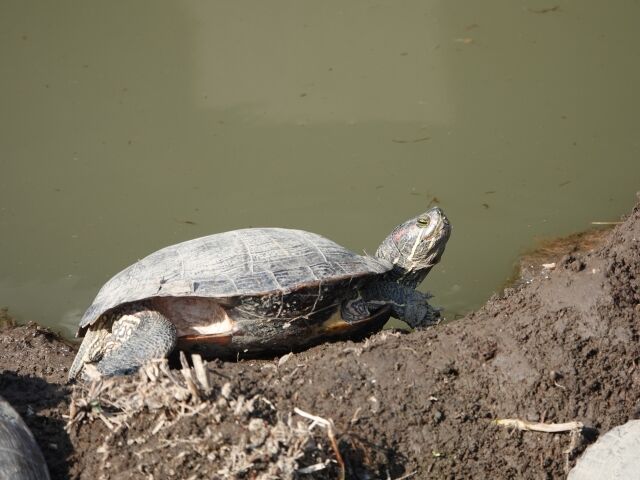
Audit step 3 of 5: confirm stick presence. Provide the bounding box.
[191,354,211,394]
[297,462,329,474]
[294,408,345,480]
[394,471,418,480]
[178,352,200,400]
[494,418,583,433]
[295,408,332,428]
[179,350,190,370]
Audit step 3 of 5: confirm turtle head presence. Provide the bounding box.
[375,206,451,288]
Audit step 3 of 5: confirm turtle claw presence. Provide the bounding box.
[362,281,441,329]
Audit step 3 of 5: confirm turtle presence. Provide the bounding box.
[0,395,51,480]
[69,206,451,380]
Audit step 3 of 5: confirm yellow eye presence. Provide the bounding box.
[417,215,431,227]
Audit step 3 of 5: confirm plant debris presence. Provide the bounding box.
[66,355,341,479]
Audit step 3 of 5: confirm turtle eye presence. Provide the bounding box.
[417,215,431,227]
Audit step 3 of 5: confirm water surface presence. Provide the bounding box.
[1,1,639,337]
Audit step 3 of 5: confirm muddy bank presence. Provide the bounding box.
[1,196,638,479]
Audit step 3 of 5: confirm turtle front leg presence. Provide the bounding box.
[95,310,177,377]
[363,281,440,328]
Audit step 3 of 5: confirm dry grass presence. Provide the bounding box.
[67,354,339,479]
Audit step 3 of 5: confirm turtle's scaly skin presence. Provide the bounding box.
[0,395,50,480]
[70,207,451,379]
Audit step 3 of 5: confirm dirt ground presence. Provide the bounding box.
[1,195,638,479]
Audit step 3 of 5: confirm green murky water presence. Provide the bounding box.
[2,1,639,338]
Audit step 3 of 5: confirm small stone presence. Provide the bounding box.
[368,396,380,413]
[526,412,540,422]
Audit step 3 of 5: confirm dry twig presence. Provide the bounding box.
[494,418,584,433]
[295,407,345,480]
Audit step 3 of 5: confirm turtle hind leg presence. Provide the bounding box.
[68,321,111,380]
[95,310,177,377]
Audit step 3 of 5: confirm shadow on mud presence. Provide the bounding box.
[0,372,72,480]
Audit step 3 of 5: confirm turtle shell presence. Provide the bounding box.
[79,228,391,334]
[0,395,51,479]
